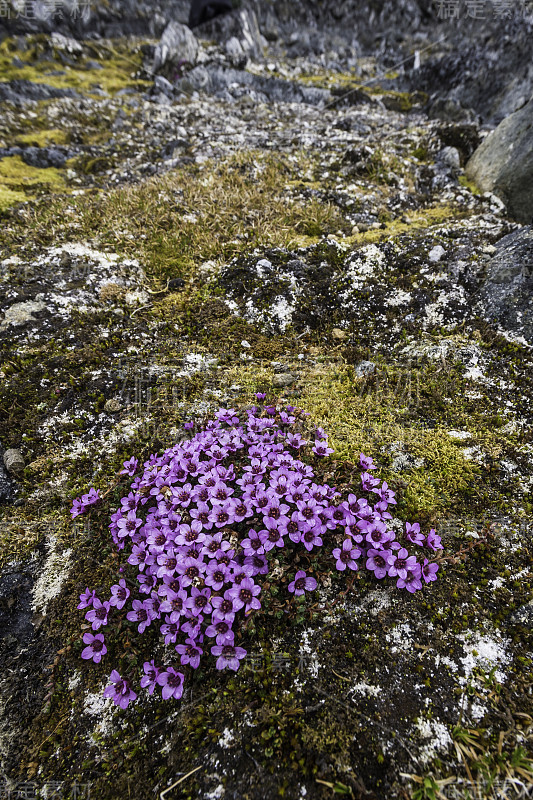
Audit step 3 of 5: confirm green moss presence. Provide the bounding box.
[0,185,27,211]
[14,128,69,147]
[458,174,482,195]
[0,36,152,97]
[0,155,66,190]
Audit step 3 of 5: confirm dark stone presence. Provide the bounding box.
[436,123,481,166]
[153,74,176,98]
[174,64,330,106]
[168,278,185,290]
[509,601,533,629]
[0,79,80,105]
[20,146,67,168]
[188,0,233,29]
[330,86,373,108]
[161,139,190,159]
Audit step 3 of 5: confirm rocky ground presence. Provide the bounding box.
[1,3,533,799]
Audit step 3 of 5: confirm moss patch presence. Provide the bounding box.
[0,36,152,97]
[0,155,66,193]
[0,185,27,211]
[14,128,70,147]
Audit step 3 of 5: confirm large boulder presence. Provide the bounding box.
[477,226,533,341]
[152,20,199,76]
[466,98,533,224]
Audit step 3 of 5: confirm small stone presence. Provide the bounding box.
[3,449,25,474]
[351,225,360,234]
[272,373,296,387]
[104,398,123,413]
[154,75,175,97]
[168,278,185,290]
[354,360,376,377]
[428,245,446,263]
[331,328,347,340]
[440,146,461,170]
[0,300,46,330]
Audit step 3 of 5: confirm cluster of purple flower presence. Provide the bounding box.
[75,398,441,708]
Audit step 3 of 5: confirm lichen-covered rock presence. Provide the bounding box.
[477,226,533,341]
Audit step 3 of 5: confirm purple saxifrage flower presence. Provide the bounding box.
[405,522,425,546]
[103,670,137,709]
[175,638,203,669]
[85,598,111,631]
[288,570,317,596]
[422,559,439,583]
[227,577,261,613]
[77,587,97,610]
[157,667,186,699]
[76,401,443,706]
[81,632,107,663]
[426,529,443,552]
[109,579,130,609]
[211,644,247,671]
[332,540,361,571]
[366,549,393,579]
[120,457,139,476]
[140,660,161,695]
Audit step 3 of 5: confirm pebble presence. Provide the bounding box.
[272,373,296,387]
[3,449,25,474]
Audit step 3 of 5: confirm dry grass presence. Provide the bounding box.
[3,151,349,283]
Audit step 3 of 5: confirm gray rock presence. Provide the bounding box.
[154,74,175,98]
[466,98,533,224]
[272,373,296,387]
[0,452,14,502]
[3,450,25,475]
[0,300,47,330]
[152,21,198,76]
[50,32,83,54]
[180,65,210,92]
[354,360,376,377]
[478,226,533,342]
[0,80,80,105]
[439,146,460,171]
[20,147,67,168]
[225,35,247,68]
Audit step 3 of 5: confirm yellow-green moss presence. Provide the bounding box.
[458,174,482,195]
[0,155,65,189]
[0,185,27,211]
[14,128,69,147]
[0,36,151,97]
